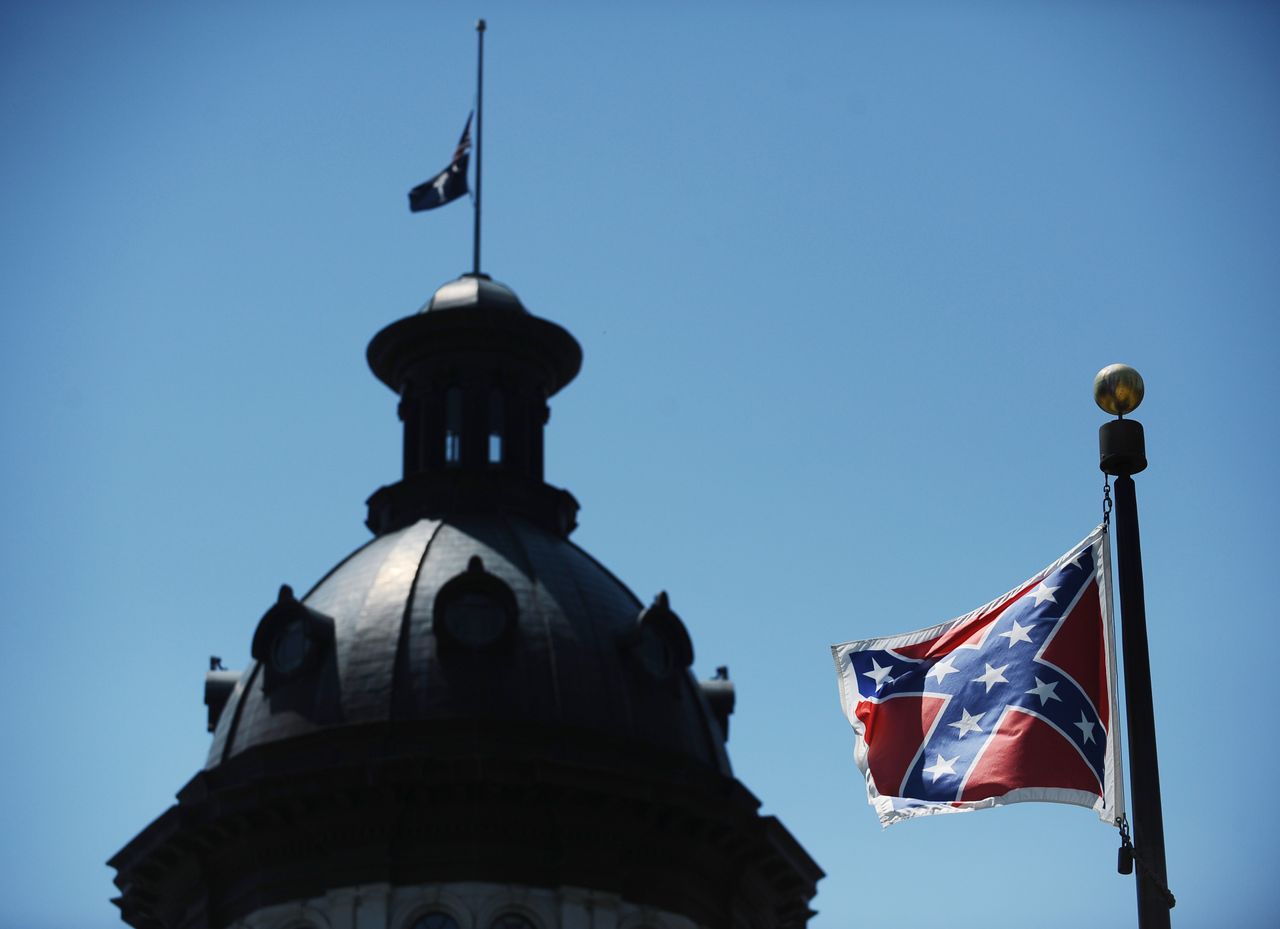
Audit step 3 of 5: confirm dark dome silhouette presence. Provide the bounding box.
[111,272,821,929]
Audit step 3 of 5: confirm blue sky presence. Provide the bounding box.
[2,2,1278,927]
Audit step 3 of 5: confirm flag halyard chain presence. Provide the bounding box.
[1116,814,1134,874]
[1102,476,1113,531]
[1116,815,1177,910]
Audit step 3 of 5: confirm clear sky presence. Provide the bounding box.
[2,2,1278,927]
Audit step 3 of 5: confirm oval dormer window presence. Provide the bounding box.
[621,591,694,681]
[634,625,672,677]
[271,618,311,674]
[250,585,335,692]
[441,590,508,649]
[433,556,517,652]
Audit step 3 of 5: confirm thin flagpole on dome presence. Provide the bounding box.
[472,18,485,276]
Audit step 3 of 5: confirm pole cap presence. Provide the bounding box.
[1094,364,1144,417]
[1099,419,1147,475]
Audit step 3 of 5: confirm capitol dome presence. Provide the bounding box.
[111,273,821,929]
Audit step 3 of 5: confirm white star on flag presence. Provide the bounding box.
[948,708,985,739]
[999,619,1035,647]
[1075,711,1096,744]
[863,658,894,690]
[973,662,1009,693]
[927,654,960,684]
[1030,582,1060,606]
[923,754,959,782]
[1026,676,1061,705]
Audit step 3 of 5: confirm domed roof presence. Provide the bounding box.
[113,268,820,929]
[421,272,527,313]
[207,511,732,776]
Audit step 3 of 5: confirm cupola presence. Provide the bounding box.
[110,265,823,929]
[365,272,583,537]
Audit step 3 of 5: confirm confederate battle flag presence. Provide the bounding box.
[831,526,1123,827]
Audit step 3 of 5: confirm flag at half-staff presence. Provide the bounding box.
[831,526,1122,828]
[408,113,472,212]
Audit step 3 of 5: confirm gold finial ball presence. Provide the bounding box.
[1094,364,1145,416]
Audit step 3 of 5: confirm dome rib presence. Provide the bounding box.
[562,533,644,737]
[342,518,440,725]
[206,661,261,768]
[499,508,567,723]
[390,517,446,719]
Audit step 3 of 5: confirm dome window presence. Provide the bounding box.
[620,591,694,680]
[409,913,461,929]
[250,584,335,691]
[635,625,673,677]
[489,915,538,929]
[433,556,518,651]
[271,618,310,673]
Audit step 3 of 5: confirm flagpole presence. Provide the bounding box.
[473,18,485,276]
[1095,365,1173,929]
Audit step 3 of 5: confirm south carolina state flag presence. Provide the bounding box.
[408,113,472,212]
[831,526,1123,828]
